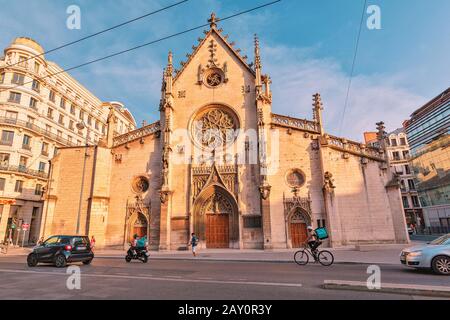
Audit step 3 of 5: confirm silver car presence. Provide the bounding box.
[400,234,450,275]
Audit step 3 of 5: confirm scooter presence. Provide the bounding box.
[125,244,149,263]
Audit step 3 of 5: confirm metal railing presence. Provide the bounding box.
[0,164,48,179]
[0,117,77,147]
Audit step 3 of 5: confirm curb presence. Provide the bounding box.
[323,280,450,298]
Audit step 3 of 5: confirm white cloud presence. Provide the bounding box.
[263,45,427,141]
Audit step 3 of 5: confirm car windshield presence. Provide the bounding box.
[430,234,450,245]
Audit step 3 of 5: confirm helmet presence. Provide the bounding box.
[307,226,314,231]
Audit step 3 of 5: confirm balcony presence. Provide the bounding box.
[41,150,49,157]
[0,117,76,147]
[0,163,47,179]
[0,140,13,146]
[22,144,32,151]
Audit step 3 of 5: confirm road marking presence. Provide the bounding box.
[0,268,303,288]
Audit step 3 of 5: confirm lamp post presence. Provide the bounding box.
[75,121,89,235]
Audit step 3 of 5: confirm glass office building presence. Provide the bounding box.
[404,88,450,230]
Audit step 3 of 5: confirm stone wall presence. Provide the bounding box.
[320,145,408,246]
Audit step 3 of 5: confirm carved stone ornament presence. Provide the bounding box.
[259,184,272,200]
[323,171,336,192]
[160,189,172,204]
[203,68,225,88]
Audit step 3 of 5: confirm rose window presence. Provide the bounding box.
[192,107,238,149]
[206,72,222,87]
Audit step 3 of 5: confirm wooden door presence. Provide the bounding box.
[206,214,229,248]
[290,222,307,248]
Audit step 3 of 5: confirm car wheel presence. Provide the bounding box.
[432,256,450,275]
[54,255,67,268]
[27,254,38,267]
[82,259,93,265]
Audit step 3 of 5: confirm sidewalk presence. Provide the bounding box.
[1,243,421,266]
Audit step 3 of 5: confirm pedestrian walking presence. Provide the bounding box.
[90,236,96,252]
[188,233,199,257]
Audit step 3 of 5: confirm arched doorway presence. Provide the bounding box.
[193,185,239,249]
[131,213,148,242]
[289,208,310,248]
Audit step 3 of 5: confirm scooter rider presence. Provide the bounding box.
[131,234,138,257]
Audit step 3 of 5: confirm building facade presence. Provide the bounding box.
[404,88,450,231]
[0,37,136,245]
[365,128,424,227]
[386,129,423,227]
[41,15,409,250]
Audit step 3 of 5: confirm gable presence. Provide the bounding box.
[173,28,255,85]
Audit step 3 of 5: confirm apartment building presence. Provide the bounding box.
[0,37,136,245]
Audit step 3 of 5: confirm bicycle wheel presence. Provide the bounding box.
[318,250,334,266]
[294,250,309,266]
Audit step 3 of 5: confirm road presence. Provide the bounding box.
[0,255,449,300]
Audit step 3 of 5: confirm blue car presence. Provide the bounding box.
[400,234,450,275]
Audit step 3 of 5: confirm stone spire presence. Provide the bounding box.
[165,51,173,96]
[376,121,389,167]
[313,93,324,134]
[208,12,218,29]
[254,34,262,89]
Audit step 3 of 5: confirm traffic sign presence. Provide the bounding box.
[22,223,30,231]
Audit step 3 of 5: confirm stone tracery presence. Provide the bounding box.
[192,107,238,149]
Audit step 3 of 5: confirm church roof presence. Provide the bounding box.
[173,13,255,83]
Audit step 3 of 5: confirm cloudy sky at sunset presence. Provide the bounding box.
[1,0,449,140]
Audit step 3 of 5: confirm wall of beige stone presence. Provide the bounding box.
[108,134,161,249]
[166,31,262,249]
[267,129,325,248]
[320,146,408,246]
[41,147,96,237]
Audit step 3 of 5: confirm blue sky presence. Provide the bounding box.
[0,0,449,140]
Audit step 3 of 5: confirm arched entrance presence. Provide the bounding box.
[124,197,150,247]
[288,208,310,248]
[193,185,239,248]
[131,213,148,242]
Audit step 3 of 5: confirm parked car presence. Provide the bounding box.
[400,234,450,275]
[27,235,94,268]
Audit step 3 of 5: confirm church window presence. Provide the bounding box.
[132,176,150,194]
[203,68,225,88]
[192,106,238,149]
[286,169,306,188]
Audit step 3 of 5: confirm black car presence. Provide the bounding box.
[27,235,94,268]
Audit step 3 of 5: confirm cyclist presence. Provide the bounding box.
[306,226,321,255]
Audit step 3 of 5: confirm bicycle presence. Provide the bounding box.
[294,242,334,266]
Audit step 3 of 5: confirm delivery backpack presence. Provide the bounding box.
[315,227,329,240]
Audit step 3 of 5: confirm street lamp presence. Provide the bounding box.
[75,121,89,235]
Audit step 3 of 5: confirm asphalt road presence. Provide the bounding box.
[0,255,449,300]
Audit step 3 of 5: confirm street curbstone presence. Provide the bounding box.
[323,280,450,298]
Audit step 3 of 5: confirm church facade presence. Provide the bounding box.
[40,15,409,250]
